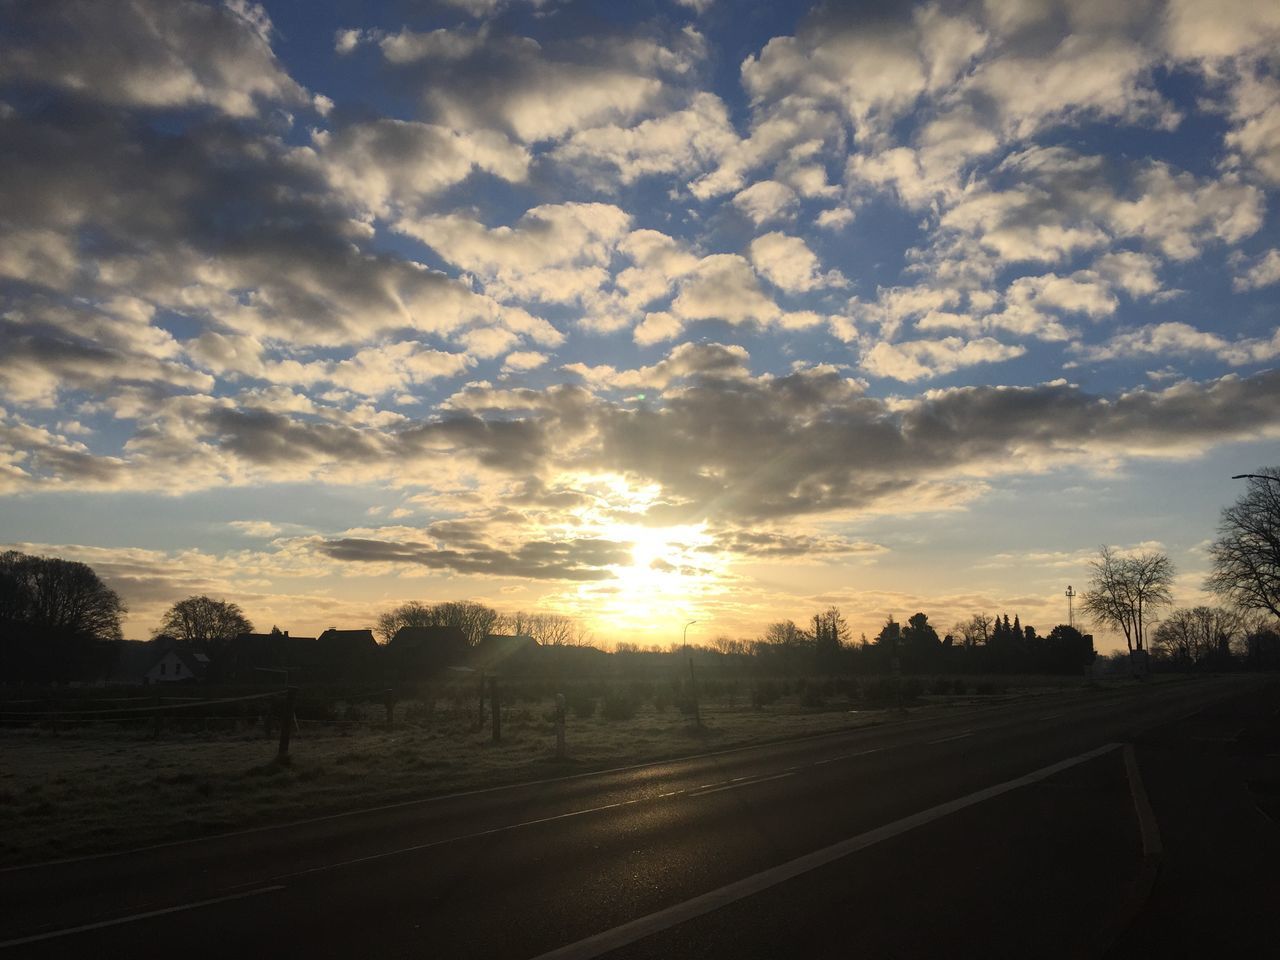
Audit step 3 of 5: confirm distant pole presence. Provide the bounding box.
[478,669,486,729]
[1065,585,1076,630]
[683,620,702,729]
[554,693,566,760]
[490,675,501,743]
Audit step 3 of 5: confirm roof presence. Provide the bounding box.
[389,625,467,650]
[317,628,377,647]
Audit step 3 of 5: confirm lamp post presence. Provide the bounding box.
[683,619,702,730]
[1232,474,1280,484]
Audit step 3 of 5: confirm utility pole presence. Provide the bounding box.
[683,619,702,730]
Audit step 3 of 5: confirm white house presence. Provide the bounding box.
[144,648,209,684]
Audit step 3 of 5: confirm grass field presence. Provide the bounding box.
[0,676,1118,866]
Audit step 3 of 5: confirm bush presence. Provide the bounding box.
[800,684,826,709]
[930,677,952,696]
[569,694,597,719]
[601,694,638,722]
[750,680,782,709]
[652,689,672,712]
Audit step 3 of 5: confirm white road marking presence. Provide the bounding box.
[1122,743,1163,858]
[0,886,284,950]
[528,742,1122,960]
[688,772,796,798]
[927,731,973,744]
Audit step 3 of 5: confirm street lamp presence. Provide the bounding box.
[1232,474,1280,484]
[682,619,697,650]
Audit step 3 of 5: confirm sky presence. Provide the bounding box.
[1,0,1278,651]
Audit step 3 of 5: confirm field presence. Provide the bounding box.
[0,674,1118,865]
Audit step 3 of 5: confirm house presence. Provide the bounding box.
[470,634,540,674]
[386,625,468,681]
[215,631,315,684]
[213,628,380,683]
[144,647,209,684]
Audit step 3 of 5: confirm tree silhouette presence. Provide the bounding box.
[1082,546,1173,667]
[1206,468,1280,619]
[156,595,252,650]
[0,550,125,641]
[376,600,499,646]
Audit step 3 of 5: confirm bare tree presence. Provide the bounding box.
[761,619,804,647]
[374,600,434,643]
[375,600,498,646]
[156,596,252,648]
[1152,606,1240,666]
[1081,546,1174,664]
[0,551,125,641]
[1206,468,1280,620]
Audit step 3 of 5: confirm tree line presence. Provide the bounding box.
[2,466,1278,681]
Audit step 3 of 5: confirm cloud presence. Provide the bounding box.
[564,341,751,391]
[397,202,631,305]
[1231,249,1280,292]
[749,232,846,292]
[860,336,1026,381]
[0,0,309,117]
[549,92,737,186]
[732,180,798,224]
[311,120,529,218]
[355,24,703,143]
[315,535,630,581]
[1071,322,1280,367]
[502,351,549,373]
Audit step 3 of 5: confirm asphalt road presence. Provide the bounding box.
[3,676,1276,959]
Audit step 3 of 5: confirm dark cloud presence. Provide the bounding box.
[0,0,309,117]
[316,535,630,580]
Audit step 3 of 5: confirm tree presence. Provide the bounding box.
[808,607,849,672]
[762,620,804,647]
[0,550,125,641]
[375,600,499,646]
[952,614,992,648]
[1043,624,1096,674]
[156,596,252,649]
[1081,546,1174,666]
[375,600,434,643]
[1206,468,1280,620]
[1151,606,1240,668]
[499,611,582,646]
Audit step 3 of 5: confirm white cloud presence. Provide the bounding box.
[1073,322,1280,367]
[311,120,529,217]
[550,92,737,185]
[732,180,798,225]
[1232,249,1280,292]
[748,232,846,293]
[502,351,549,373]
[861,336,1025,381]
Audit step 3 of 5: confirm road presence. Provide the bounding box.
[2,676,1277,958]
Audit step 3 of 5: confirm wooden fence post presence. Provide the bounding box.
[490,675,501,743]
[555,693,566,760]
[384,689,395,730]
[277,687,298,762]
[477,669,486,729]
[152,692,163,739]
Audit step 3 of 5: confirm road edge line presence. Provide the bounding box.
[0,885,285,950]
[528,742,1123,960]
[1123,743,1164,858]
